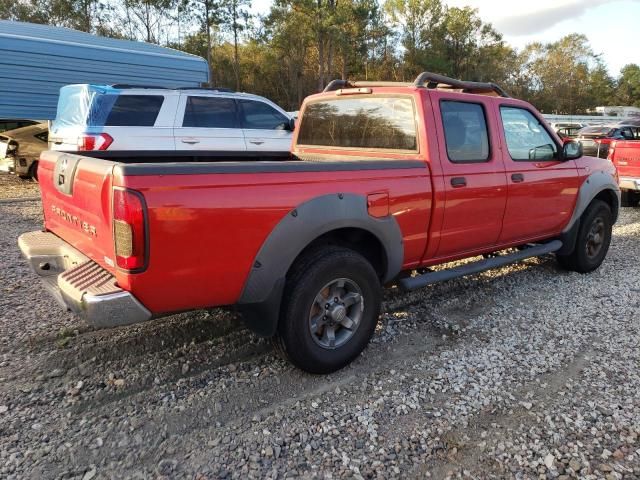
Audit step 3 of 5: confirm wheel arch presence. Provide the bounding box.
[237,193,404,337]
[559,171,619,255]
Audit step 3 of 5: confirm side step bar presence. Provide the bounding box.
[399,240,563,291]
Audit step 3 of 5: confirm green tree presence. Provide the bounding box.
[616,64,640,107]
[121,0,178,44]
[218,0,251,90]
[384,0,444,76]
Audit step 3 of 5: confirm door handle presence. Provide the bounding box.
[511,173,524,183]
[451,177,467,188]
[249,140,265,145]
[181,139,200,144]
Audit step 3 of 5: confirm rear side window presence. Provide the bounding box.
[440,101,490,162]
[240,100,288,129]
[183,97,238,128]
[104,95,163,126]
[297,96,417,150]
[500,107,558,161]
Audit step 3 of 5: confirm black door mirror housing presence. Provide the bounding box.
[288,117,296,131]
[563,140,583,160]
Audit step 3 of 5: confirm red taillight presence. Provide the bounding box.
[78,133,113,151]
[113,188,147,271]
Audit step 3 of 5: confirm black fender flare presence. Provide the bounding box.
[558,170,620,255]
[237,193,404,336]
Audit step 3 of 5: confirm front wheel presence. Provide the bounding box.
[275,246,381,374]
[556,199,612,273]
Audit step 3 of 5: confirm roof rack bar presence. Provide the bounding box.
[323,73,509,97]
[111,84,167,89]
[413,72,510,98]
[323,80,413,92]
[110,84,235,93]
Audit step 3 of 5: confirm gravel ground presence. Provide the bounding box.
[0,173,39,200]
[1,172,639,479]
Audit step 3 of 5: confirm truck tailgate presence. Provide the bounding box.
[38,151,117,274]
[612,140,640,178]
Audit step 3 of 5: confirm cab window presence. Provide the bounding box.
[500,107,558,161]
[297,96,417,150]
[440,101,490,163]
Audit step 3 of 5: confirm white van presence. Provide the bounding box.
[49,84,294,153]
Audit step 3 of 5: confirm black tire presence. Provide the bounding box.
[29,162,38,183]
[621,190,640,208]
[556,199,612,273]
[274,246,381,374]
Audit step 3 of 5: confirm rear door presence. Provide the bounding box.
[174,95,245,151]
[430,93,508,258]
[238,99,292,151]
[497,105,580,243]
[100,93,175,150]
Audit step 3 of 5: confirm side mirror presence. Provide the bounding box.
[563,140,582,160]
[528,144,555,160]
[288,117,296,131]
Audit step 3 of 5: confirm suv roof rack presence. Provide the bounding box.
[323,72,510,98]
[110,84,235,93]
[111,84,167,89]
[175,87,235,92]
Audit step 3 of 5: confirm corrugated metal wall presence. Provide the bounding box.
[0,20,210,120]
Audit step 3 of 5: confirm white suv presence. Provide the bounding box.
[49,84,294,153]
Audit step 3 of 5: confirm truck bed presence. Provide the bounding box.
[36,150,432,316]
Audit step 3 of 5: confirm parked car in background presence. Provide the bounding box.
[0,122,48,180]
[575,125,639,158]
[608,139,640,207]
[48,84,294,153]
[555,125,584,139]
[616,118,640,127]
[550,122,587,139]
[19,72,619,373]
[0,119,40,133]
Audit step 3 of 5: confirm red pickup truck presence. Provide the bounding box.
[19,73,620,373]
[608,140,640,207]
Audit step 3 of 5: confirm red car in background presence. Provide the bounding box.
[576,124,639,158]
[609,139,640,207]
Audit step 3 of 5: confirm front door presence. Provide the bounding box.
[431,94,508,258]
[497,105,580,243]
[238,99,293,152]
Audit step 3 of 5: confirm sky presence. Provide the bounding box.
[250,0,640,76]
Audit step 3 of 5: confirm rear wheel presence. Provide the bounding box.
[556,200,612,273]
[274,246,381,374]
[621,190,640,208]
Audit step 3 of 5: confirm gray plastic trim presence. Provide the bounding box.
[237,193,404,336]
[563,170,620,233]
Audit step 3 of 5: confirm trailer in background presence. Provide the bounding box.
[0,20,209,120]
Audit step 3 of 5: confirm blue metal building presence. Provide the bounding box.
[0,20,209,120]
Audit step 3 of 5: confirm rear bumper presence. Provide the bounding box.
[620,177,640,191]
[18,231,151,328]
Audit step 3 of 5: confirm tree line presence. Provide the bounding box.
[2,0,639,112]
